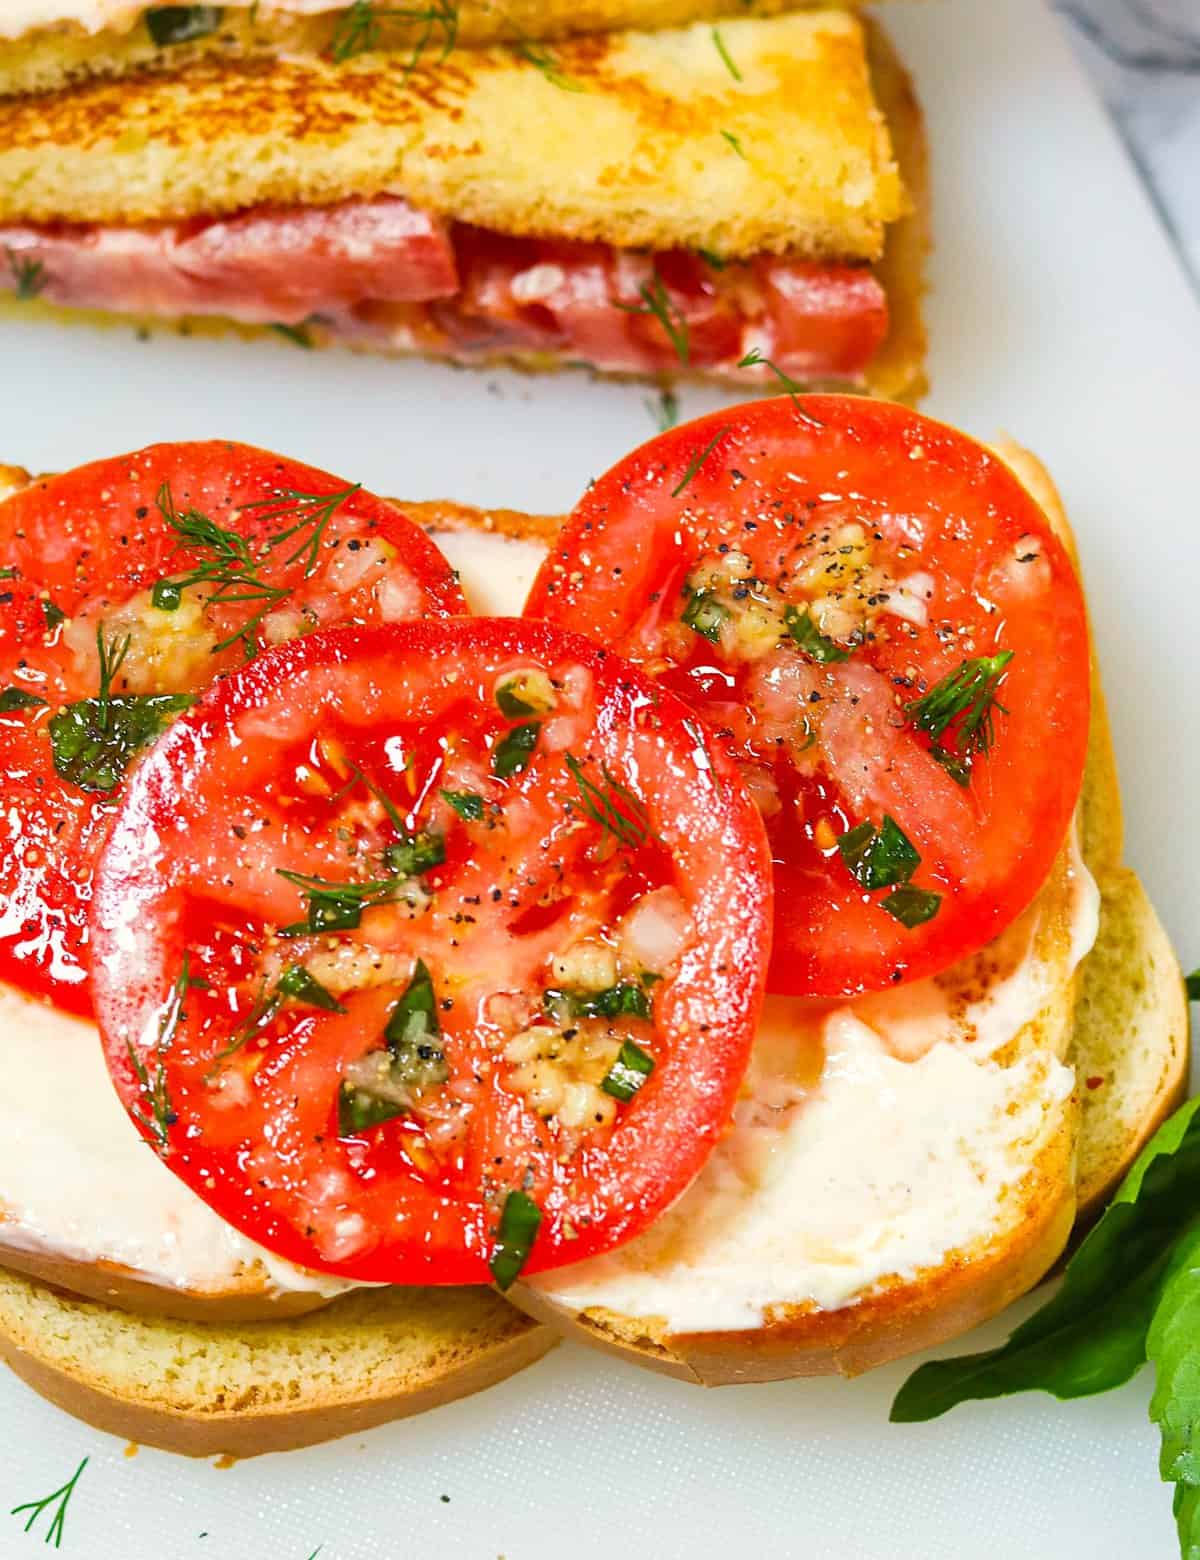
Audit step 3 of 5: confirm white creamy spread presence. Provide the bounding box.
[429,527,549,618]
[0,983,356,1296]
[0,1,339,42]
[532,830,1100,1333]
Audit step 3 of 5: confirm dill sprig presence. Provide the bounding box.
[906,651,1015,782]
[6,246,47,301]
[671,425,730,498]
[711,26,742,81]
[645,388,679,432]
[330,0,459,75]
[276,867,426,935]
[127,956,193,1154]
[10,1456,88,1549]
[271,321,314,349]
[564,753,655,851]
[615,271,690,366]
[737,348,824,427]
[95,625,132,732]
[721,129,747,159]
[513,35,583,90]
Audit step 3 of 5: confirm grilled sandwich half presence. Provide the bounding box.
[0,11,928,394]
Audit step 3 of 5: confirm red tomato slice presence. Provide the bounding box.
[0,441,465,1013]
[524,396,1091,997]
[89,619,772,1285]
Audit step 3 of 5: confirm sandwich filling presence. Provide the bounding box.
[0,194,889,382]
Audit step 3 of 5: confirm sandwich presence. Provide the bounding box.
[0,404,1182,1457]
[0,10,928,395]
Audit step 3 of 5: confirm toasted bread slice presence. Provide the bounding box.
[0,12,905,262]
[0,0,865,99]
[0,1272,554,1456]
[501,442,1185,1383]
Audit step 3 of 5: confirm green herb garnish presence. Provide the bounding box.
[721,129,747,159]
[49,626,194,794]
[646,388,680,432]
[441,789,485,820]
[145,5,223,45]
[210,962,347,1071]
[339,960,448,1134]
[276,868,422,935]
[492,721,540,779]
[0,566,15,580]
[784,603,851,663]
[905,651,1014,783]
[514,36,583,90]
[892,1091,1200,1559]
[6,246,47,301]
[545,980,652,1023]
[42,597,66,631]
[671,426,730,498]
[127,956,192,1153]
[1186,969,1200,1001]
[615,271,690,366]
[564,753,653,851]
[0,686,47,713]
[271,321,313,349]
[490,1189,542,1290]
[682,587,728,643]
[880,883,942,927]
[837,813,920,891]
[330,0,459,73]
[711,26,742,80]
[601,1038,656,1101]
[737,348,824,427]
[383,830,445,876]
[696,248,727,271]
[11,1456,88,1549]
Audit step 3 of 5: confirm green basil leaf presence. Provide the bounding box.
[441,789,485,821]
[49,693,194,795]
[144,5,223,46]
[682,589,728,644]
[784,603,850,663]
[837,814,920,891]
[490,1190,542,1291]
[882,884,942,927]
[383,830,445,877]
[601,1039,655,1101]
[1149,1224,1200,1508]
[543,980,652,1023]
[0,687,47,713]
[338,1084,407,1136]
[42,598,66,631]
[276,964,346,1013]
[384,959,441,1046]
[891,1093,1200,1424]
[492,721,540,779]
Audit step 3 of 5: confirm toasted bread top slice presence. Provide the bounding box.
[0,1270,556,1457]
[0,11,907,260]
[0,0,848,99]
[504,442,1186,1384]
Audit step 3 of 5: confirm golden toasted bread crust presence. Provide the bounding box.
[0,1274,555,1456]
[0,13,905,260]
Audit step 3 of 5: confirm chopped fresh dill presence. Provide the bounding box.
[671,425,730,497]
[712,26,742,81]
[615,271,690,366]
[10,1456,88,1549]
[6,246,47,301]
[564,752,654,850]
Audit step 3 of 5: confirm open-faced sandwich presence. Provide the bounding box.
[0,398,1184,1454]
[0,10,926,395]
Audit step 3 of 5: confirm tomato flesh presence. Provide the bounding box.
[89,619,772,1284]
[0,440,465,1011]
[524,395,1092,997]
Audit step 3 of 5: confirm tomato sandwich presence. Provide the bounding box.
[0,11,926,396]
[0,406,1184,1454]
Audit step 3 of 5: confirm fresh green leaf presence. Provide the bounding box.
[563,753,654,851]
[737,349,824,427]
[0,686,47,713]
[1149,1224,1200,1505]
[5,247,47,301]
[721,129,746,159]
[42,597,66,631]
[383,830,445,876]
[601,1039,655,1101]
[1185,970,1200,1001]
[10,1456,88,1548]
[711,25,742,80]
[513,36,583,91]
[276,963,347,1013]
[646,388,680,432]
[682,588,728,643]
[0,566,15,580]
[784,603,851,663]
[339,962,447,1134]
[891,1093,1200,1423]
[276,867,420,935]
[50,692,194,794]
[906,651,1014,773]
[495,677,539,717]
[881,883,942,927]
[440,789,484,821]
[144,5,223,46]
[329,0,458,73]
[384,958,440,1046]
[545,980,652,1023]
[671,426,730,498]
[838,814,920,891]
[490,1189,541,1290]
[615,272,690,366]
[696,248,727,271]
[338,1084,408,1134]
[492,721,540,779]
[126,957,191,1153]
[271,321,313,349]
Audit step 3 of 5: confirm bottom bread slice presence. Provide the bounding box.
[0,1275,556,1457]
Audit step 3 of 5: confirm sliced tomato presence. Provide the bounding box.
[524,395,1091,997]
[0,441,465,1012]
[89,619,772,1285]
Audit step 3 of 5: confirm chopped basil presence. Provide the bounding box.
[601,1039,655,1101]
[0,566,15,580]
[338,961,448,1136]
[492,721,540,779]
[881,884,942,928]
[276,963,346,1013]
[682,589,728,644]
[144,5,223,46]
[784,603,851,664]
[489,1189,542,1291]
[930,746,972,788]
[837,814,920,891]
[49,692,194,794]
[440,789,485,821]
[383,830,445,877]
[152,579,183,611]
[0,687,47,713]
[41,598,66,632]
[495,679,538,717]
[544,980,652,1023]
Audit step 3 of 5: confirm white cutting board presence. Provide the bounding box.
[0,0,1197,1554]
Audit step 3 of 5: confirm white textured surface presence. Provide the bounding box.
[0,0,1197,1554]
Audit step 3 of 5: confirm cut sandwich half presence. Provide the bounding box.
[0,11,928,396]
